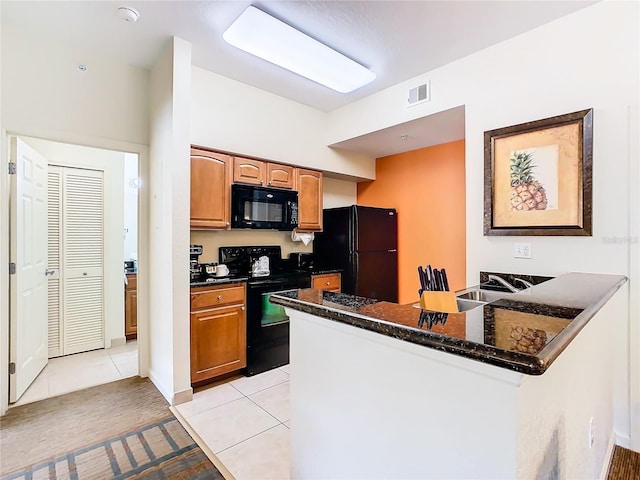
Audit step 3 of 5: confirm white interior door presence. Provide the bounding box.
[9,138,49,403]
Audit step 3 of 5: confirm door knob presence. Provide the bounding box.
[44,269,55,276]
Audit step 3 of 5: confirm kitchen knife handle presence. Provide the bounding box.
[441,269,450,291]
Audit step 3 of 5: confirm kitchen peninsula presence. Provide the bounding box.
[270,272,626,479]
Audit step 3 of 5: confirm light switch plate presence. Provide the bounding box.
[513,242,532,259]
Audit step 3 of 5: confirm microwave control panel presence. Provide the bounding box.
[290,201,298,225]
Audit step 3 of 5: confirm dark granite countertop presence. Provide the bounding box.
[270,272,627,375]
[309,268,343,275]
[190,277,248,288]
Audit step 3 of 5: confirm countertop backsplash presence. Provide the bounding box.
[190,229,312,263]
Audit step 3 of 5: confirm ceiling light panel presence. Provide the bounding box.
[223,6,376,93]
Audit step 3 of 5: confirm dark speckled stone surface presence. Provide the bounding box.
[270,272,627,375]
[190,276,249,288]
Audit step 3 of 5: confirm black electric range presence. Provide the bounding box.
[219,246,311,376]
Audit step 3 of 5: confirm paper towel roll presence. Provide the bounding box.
[291,230,315,246]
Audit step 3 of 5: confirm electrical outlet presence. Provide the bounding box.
[513,242,532,259]
[589,416,595,448]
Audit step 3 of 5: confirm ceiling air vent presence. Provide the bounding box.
[407,81,430,107]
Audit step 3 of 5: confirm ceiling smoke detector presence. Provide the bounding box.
[117,6,140,23]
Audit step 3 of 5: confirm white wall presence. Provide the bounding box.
[323,177,357,209]
[190,67,376,180]
[327,1,639,449]
[148,37,192,405]
[1,25,149,146]
[21,136,126,348]
[1,21,151,415]
[123,153,139,262]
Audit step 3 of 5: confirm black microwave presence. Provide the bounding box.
[231,184,298,230]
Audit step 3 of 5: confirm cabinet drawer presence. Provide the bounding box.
[191,284,245,310]
[312,273,341,292]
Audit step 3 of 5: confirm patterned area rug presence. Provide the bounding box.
[2,417,221,480]
[0,377,223,480]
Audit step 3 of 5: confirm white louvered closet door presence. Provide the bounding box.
[47,166,105,356]
[63,169,104,354]
[47,167,63,358]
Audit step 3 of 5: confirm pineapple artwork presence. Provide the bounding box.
[509,150,548,212]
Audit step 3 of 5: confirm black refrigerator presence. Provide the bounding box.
[313,205,398,302]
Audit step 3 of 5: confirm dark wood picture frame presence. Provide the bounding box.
[484,109,593,236]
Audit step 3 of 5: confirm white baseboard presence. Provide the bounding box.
[171,406,235,480]
[615,432,632,450]
[600,433,617,480]
[173,388,193,405]
[148,369,173,405]
[108,337,126,348]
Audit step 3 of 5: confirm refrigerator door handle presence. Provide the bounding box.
[388,249,397,252]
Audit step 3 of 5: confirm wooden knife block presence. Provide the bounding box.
[420,291,459,313]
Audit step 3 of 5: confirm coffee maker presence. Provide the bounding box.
[190,244,203,281]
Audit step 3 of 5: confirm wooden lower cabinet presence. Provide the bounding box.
[125,273,137,338]
[190,283,247,384]
[312,273,341,293]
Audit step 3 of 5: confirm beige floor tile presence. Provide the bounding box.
[107,340,137,358]
[230,368,289,396]
[176,383,244,419]
[217,424,290,480]
[113,359,138,378]
[48,362,121,396]
[45,349,111,374]
[278,364,290,374]
[187,397,279,453]
[12,370,50,406]
[248,381,290,423]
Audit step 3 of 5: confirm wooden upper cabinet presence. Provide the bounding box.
[233,157,265,186]
[267,164,295,189]
[296,168,323,231]
[190,148,232,230]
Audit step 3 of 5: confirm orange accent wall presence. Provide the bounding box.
[357,140,466,305]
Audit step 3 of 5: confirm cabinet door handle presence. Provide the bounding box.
[217,295,223,300]
[226,222,230,226]
[326,281,330,285]
[241,306,245,311]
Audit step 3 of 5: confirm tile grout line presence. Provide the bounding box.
[229,376,289,398]
[243,390,288,425]
[214,423,287,456]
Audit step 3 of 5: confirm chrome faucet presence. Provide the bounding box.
[513,277,534,289]
[487,274,519,293]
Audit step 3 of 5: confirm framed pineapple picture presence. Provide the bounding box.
[483,108,593,236]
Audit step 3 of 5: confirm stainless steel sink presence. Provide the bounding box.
[456,298,486,312]
[456,289,511,303]
[412,298,486,312]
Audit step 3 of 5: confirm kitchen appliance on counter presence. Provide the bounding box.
[190,244,204,282]
[313,205,398,302]
[289,252,315,271]
[231,184,299,230]
[219,245,311,376]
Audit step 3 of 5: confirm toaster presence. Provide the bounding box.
[290,252,314,271]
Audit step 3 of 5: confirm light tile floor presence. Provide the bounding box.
[176,365,291,480]
[11,340,138,407]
